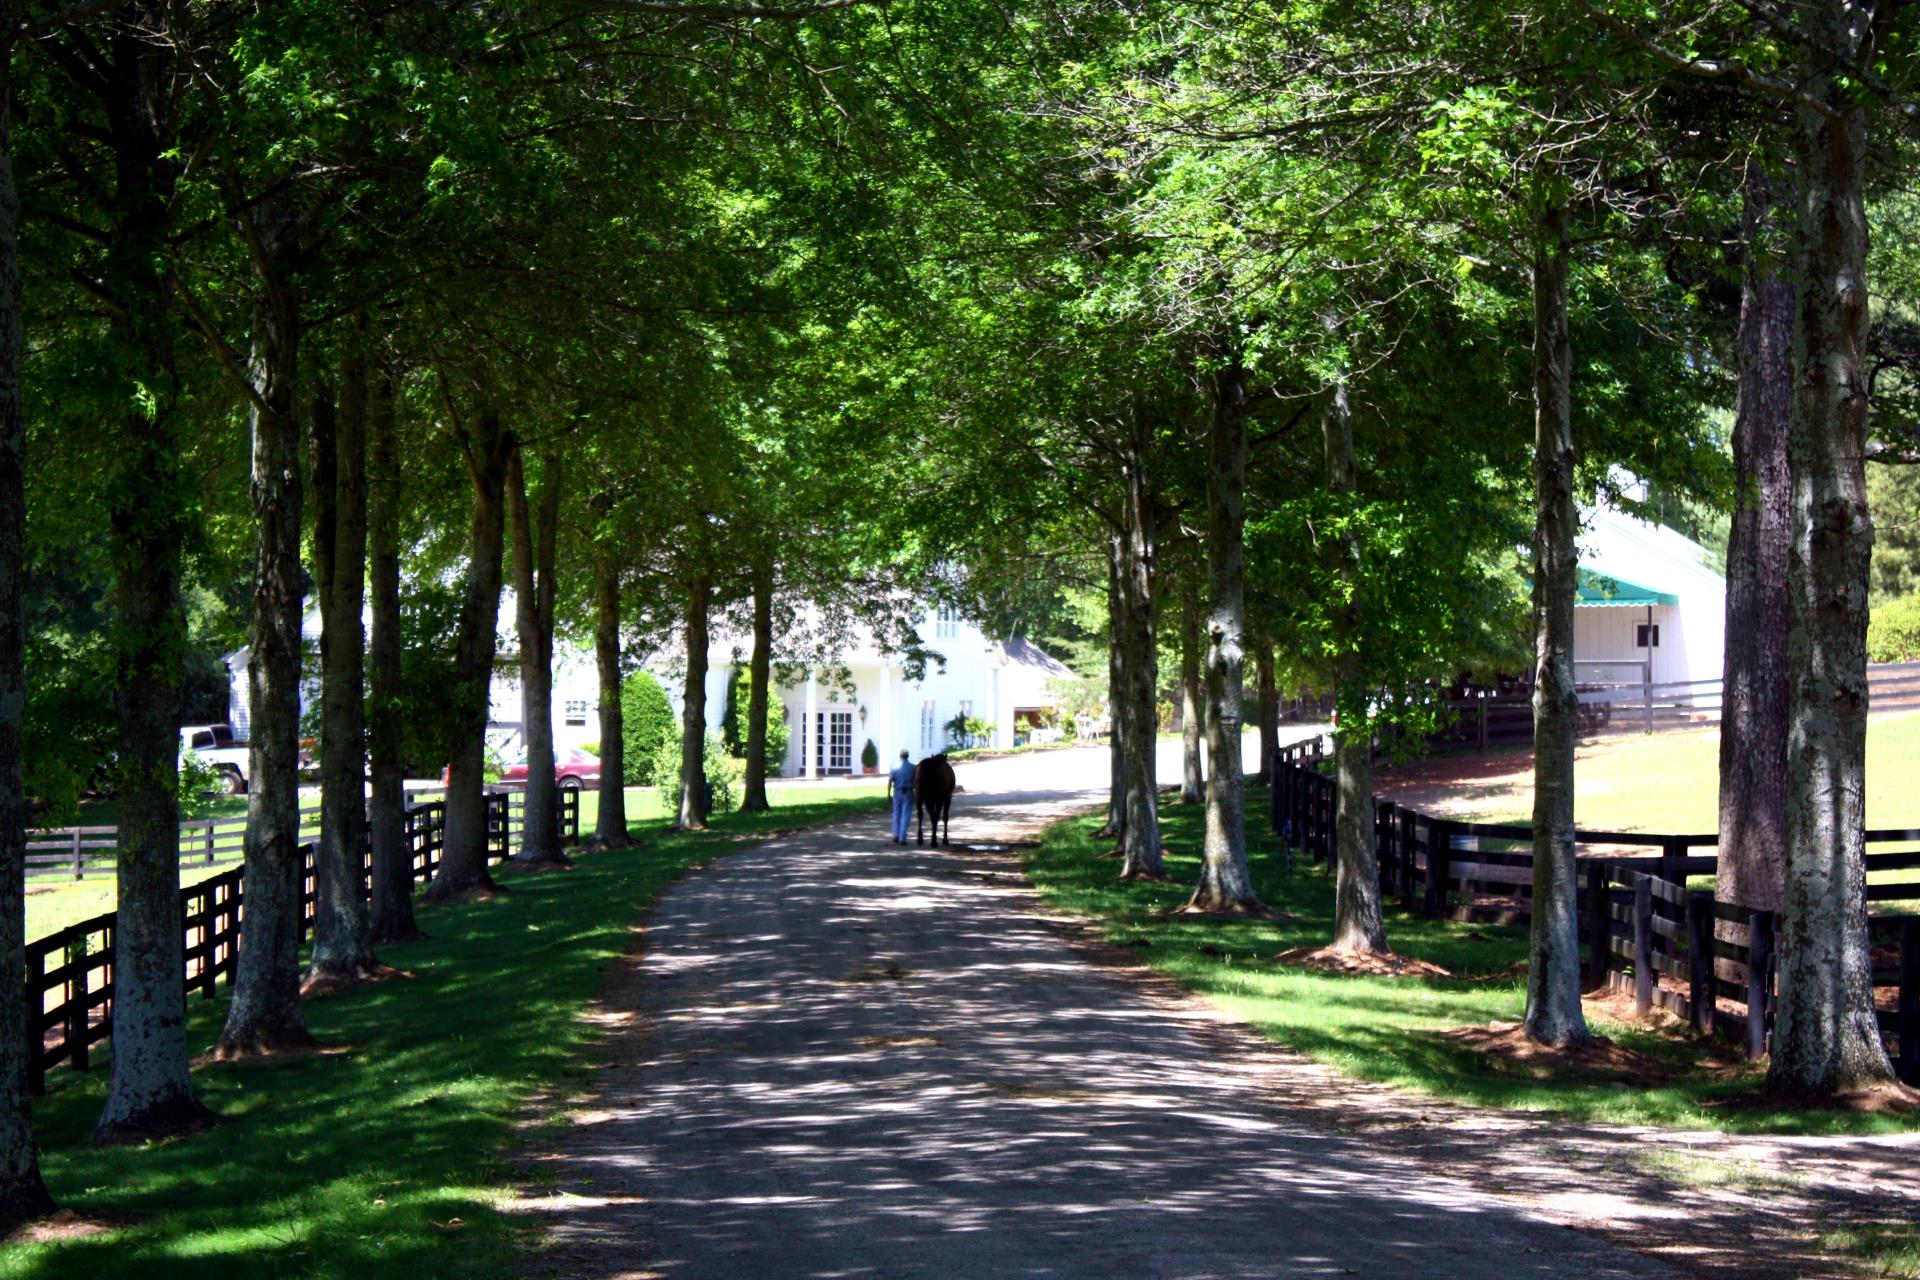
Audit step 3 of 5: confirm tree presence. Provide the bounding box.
[621,671,677,786]
[509,449,568,869]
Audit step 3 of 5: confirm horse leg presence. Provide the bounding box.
[916,798,924,845]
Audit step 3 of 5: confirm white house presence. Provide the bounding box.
[1573,501,1727,704]
[654,605,1074,777]
[223,598,1071,776]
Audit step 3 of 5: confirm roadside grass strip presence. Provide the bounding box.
[1024,786,1920,1137]
[2,788,887,1280]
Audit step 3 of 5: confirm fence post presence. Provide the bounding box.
[1660,835,1685,888]
[1900,918,1920,1086]
[1424,823,1450,919]
[71,829,83,880]
[1584,861,1610,990]
[1643,662,1654,733]
[1398,809,1417,908]
[1633,875,1653,1018]
[1748,910,1775,1061]
[1687,891,1714,1035]
[1478,700,1489,752]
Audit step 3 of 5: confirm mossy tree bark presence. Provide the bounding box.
[92,13,208,1136]
[1522,201,1592,1048]
[677,572,712,831]
[509,450,566,869]
[1717,166,1793,923]
[741,560,774,813]
[590,495,630,846]
[0,6,54,1214]
[1324,379,1386,954]
[1178,579,1206,805]
[421,407,514,905]
[219,232,316,1058]
[306,358,382,991]
[1188,356,1263,913]
[1115,415,1163,879]
[366,364,420,943]
[1770,8,1897,1095]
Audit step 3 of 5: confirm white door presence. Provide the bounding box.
[816,710,854,774]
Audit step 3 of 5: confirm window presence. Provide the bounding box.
[921,701,937,752]
[1636,624,1660,649]
[563,698,593,727]
[935,606,960,640]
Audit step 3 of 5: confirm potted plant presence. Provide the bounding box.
[860,738,879,774]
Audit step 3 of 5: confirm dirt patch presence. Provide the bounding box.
[1434,1020,1670,1085]
[1708,1079,1920,1116]
[1271,945,1454,978]
[6,1207,138,1243]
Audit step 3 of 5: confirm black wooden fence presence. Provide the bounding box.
[25,786,579,1092]
[1271,739,1920,1082]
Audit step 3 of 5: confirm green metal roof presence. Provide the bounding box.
[1575,568,1678,608]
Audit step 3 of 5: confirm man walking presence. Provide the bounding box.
[888,749,916,844]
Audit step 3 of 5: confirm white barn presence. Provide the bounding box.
[1573,502,1726,703]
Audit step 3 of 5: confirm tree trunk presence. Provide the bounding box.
[305,361,381,993]
[742,561,773,813]
[1096,553,1124,839]
[1188,359,1263,913]
[509,451,565,869]
[0,21,54,1215]
[93,23,207,1135]
[1179,579,1205,805]
[1522,203,1592,1048]
[590,506,629,846]
[1769,23,1896,1094]
[366,364,419,942]
[678,573,711,830]
[1116,418,1163,879]
[1325,378,1387,954]
[218,267,315,1058]
[1254,635,1277,791]
[421,409,514,905]
[1717,165,1793,923]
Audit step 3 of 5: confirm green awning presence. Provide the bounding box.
[1576,569,1678,608]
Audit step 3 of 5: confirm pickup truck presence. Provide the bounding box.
[180,724,249,795]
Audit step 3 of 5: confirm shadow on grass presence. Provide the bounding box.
[1025,787,1920,1138]
[7,790,888,1280]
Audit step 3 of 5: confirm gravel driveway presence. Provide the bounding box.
[518,739,1669,1279]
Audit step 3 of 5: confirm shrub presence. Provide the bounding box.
[1869,594,1920,664]
[655,729,744,819]
[578,741,599,757]
[860,738,879,769]
[721,668,789,764]
[944,713,994,749]
[620,671,676,786]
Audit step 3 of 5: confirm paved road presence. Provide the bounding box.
[523,739,1668,1280]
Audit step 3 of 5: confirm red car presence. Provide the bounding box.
[442,746,601,791]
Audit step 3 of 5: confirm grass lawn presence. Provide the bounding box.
[22,781,884,945]
[1376,711,1920,833]
[2,784,888,1279]
[1024,787,1920,1138]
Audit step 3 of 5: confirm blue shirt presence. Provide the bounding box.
[889,759,917,791]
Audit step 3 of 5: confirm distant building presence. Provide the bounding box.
[653,605,1075,777]
[223,599,1073,777]
[1574,502,1727,704]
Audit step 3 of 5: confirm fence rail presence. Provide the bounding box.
[23,786,579,1092]
[1271,740,1920,1081]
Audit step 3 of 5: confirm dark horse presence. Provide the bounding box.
[914,754,956,846]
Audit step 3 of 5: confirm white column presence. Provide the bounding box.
[877,661,891,763]
[803,666,818,780]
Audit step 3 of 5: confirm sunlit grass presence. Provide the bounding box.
[1024,787,1920,1137]
[1381,712,1920,833]
[2,787,887,1280]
